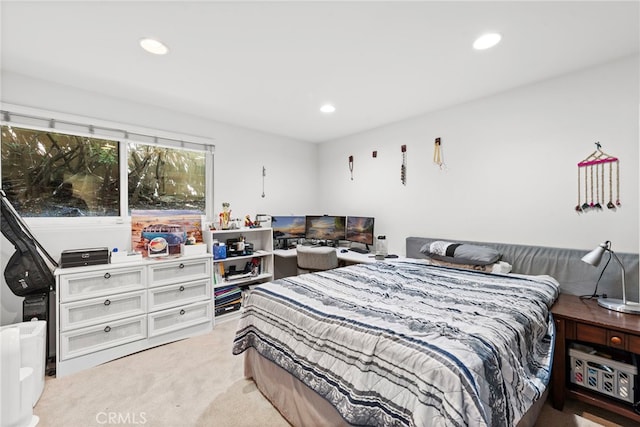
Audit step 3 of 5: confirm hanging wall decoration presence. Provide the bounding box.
[576,142,620,213]
[401,145,407,185]
[348,155,354,180]
[261,166,266,198]
[433,137,444,168]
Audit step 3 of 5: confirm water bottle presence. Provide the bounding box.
[375,235,388,258]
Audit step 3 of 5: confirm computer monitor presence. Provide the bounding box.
[305,215,346,243]
[271,216,306,239]
[346,216,375,248]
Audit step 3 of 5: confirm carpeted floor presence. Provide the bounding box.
[34,319,637,426]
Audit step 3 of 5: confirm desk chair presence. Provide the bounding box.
[296,245,338,274]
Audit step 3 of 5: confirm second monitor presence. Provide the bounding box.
[305,215,346,244]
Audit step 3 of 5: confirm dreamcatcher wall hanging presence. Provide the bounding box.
[575,142,621,213]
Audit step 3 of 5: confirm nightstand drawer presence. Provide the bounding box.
[628,335,640,353]
[576,324,608,345]
[575,323,627,349]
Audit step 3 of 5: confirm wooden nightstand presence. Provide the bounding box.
[551,293,640,422]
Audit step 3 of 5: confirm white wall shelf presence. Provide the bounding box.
[205,227,274,320]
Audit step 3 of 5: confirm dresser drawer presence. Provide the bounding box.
[59,266,146,302]
[60,290,147,332]
[148,257,210,288]
[147,300,212,338]
[60,315,147,361]
[147,279,211,312]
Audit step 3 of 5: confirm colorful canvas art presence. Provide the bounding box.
[131,210,204,257]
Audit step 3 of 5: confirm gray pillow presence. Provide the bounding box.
[419,240,501,266]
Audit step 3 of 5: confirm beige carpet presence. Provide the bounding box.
[34,319,636,426]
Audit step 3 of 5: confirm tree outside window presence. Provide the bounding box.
[1,125,119,217]
[1,125,207,217]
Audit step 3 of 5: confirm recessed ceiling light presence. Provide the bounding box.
[140,38,169,55]
[473,33,502,50]
[320,104,336,114]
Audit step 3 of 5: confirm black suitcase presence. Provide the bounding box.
[60,247,110,268]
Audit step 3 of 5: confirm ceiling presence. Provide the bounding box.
[1,1,638,143]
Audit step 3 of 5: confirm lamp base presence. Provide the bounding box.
[597,298,640,314]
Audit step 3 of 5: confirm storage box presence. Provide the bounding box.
[569,346,637,403]
[0,320,47,406]
[60,247,110,268]
[181,243,207,256]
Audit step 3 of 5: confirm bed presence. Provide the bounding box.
[233,237,567,426]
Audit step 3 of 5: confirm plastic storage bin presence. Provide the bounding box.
[0,320,46,406]
[569,346,637,403]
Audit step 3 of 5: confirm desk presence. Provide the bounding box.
[273,247,400,279]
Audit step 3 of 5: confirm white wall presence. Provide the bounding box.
[317,56,639,256]
[1,71,319,324]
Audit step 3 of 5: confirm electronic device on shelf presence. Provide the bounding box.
[346,216,375,253]
[305,215,346,247]
[271,215,306,249]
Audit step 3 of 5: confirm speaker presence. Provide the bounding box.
[23,293,48,322]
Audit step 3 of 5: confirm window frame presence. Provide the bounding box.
[1,104,215,226]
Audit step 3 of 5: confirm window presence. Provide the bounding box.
[1,116,212,218]
[1,125,120,217]
[128,143,206,213]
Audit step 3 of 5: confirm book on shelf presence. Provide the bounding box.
[215,301,242,316]
[215,293,241,307]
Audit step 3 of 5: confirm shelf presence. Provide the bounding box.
[214,273,272,288]
[213,250,271,263]
[214,309,243,324]
[567,387,640,423]
[208,227,273,319]
[208,227,270,235]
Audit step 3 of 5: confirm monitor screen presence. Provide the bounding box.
[346,216,375,245]
[271,216,306,239]
[305,215,346,241]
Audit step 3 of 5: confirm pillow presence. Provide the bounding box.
[426,258,512,274]
[420,240,501,266]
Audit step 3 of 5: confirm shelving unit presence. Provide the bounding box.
[204,227,274,323]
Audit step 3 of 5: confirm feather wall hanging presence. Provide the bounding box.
[575,142,620,213]
[401,145,407,185]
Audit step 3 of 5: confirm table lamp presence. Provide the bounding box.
[581,240,640,314]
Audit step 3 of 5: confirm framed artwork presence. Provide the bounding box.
[131,209,204,257]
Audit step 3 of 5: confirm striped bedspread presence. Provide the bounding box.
[233,260,559,427]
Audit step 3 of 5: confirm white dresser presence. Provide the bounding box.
[55,254,213,378]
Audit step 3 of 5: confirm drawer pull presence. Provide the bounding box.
[104,299,111,306]
[179,263,185,269]
[104,272,111,279]
[104,326,111,333]
[610,336,622,345]
[179,286,185,292]
[180,309,186,315]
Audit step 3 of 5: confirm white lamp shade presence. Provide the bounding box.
[581,242,608,266]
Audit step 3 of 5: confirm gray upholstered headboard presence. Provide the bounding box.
[406,237,639,300]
